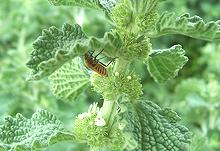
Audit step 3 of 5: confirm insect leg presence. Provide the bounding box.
[101,60,114,67]
[94,49,104,58]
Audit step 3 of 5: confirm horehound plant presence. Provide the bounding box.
[0,0,220,151]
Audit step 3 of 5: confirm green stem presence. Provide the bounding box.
[101,100,118,128]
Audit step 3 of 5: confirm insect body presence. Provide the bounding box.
[84,50,109,77]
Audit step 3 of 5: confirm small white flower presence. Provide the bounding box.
[78,112,91,120]
[89,121,94,125]
[127,76,132,80]
[115,72,119,76]
[95,117,106,127]
[88,102,99,113]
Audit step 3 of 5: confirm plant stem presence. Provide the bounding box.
[101,100,118,128]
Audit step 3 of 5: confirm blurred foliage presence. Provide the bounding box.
[0,0,219,150]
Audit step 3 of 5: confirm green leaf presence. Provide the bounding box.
[128,0,159,14]
[26,23,122,80]
[26,23,87,80]
[0,110,74,151]
[49,58,90,101]
[146,45,188,83]
[48,0,100,8]
[111,0,160,32]
[48,0,118,13]
[150,12,220,42]
[119,98,191,151]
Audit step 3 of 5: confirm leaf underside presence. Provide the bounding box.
[49,58,90,101]
[26,23,122,80]
[119,99,191,151]
[151,12,220,42]
[146,45,188,83]
[0,110,74,151]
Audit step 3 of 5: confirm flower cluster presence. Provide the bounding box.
[91,72,143,101]
[73,103,125,149]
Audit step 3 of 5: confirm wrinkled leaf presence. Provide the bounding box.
[26,23,122,80]
[119,98,191,151]
[26,23,87,80]
[146,45,188,83]
[0,110,74,151]
[48,0,118,13]
[129,0,159,14]
[49,58,90,101]
[150,12,220,42]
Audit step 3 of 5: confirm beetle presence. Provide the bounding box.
[84,49,112,77]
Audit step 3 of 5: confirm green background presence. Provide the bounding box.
[0,0,219,150]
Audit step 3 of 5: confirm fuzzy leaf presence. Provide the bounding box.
[119,98,191,151]
[146,45,188,83]
[49,58,90,101]
[26,23,87,80]
[48,0,118,13]
[26,23,122,80]
[111,0,160,31]
[0,110,74,151]
[129,0,159,14]
[150,12,220,42]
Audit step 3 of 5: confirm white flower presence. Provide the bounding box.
[78,112,91,120]
[127,76,132,80]
[88,102,100,113]
[89,121,94,125]
[95,117,106,127]
[115,72,119,76]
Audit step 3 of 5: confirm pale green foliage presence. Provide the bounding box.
[175,78,220,105]
[190,133,212,151]
[111,0,160,33]
[48,0,118,14]
[21,0,220,150]
[136,9,158,32]
[174,77,220,126]
[48,0,101,9]
[121,33,152,60]
[26,23,122,80]
[146,45,188,83]
[26,23,87,80]
[0,110,74,151]
[74,103,125,150]
[119,98,191,151]
[49,58,89,101]
[199,44,220,75]
[91,72,143,101]
[151,12,220,42]
[175,78,207,102]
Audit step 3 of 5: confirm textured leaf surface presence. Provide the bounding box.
[26,23,122,80]
[119,99,191,151]
[48,0,118,13]
[49,58,89,101]
[111,0,160,32]
[146,45,188,83]
[151,12,220,42]
[26,23,87,80]
[0,110,74,151]
[129,0,159,14]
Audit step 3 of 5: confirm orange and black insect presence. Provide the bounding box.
[84,49,112,77]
